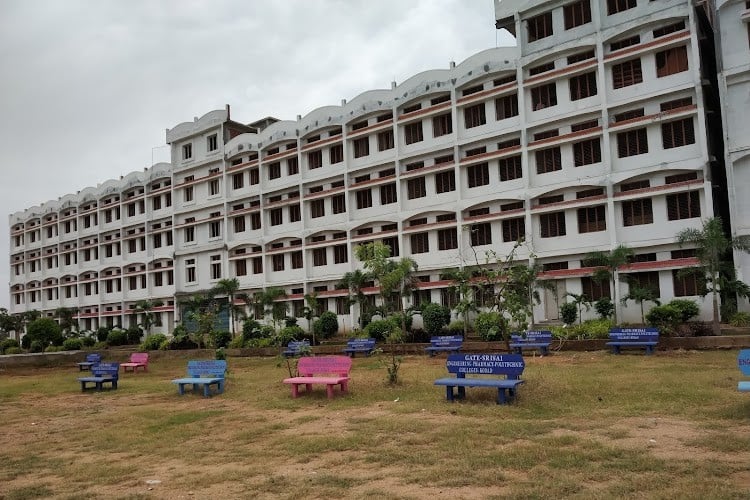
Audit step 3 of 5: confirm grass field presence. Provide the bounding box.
[1,350,749,499]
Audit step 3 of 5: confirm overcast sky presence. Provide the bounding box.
[0,0,515,309]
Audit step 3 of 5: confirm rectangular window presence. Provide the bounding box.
[269,162,281,179]
[581,277,610,301]
[330,144,344,164]
[435,171,456,194]
[250,168,260,185]
[662,118,695,149]
[207,134,218,152]
[235,259,247,277]
[287,157,299,175]
[617,128,648,158]
[272,254,285,272]
[464,103,487,128]
[612,59,643,88]
[577,205,606,233]
[308,150,323,170]
[182,144,192,160]
[540,212,566,238]
[471,223,492,246]
[410,232,429,254]
[407,177,427,199]
[610,35,640,52]
[356,189,373,209]
[233,173,244,190]
[629,271,661,297]
[502,217,525,242]
[569,72,597,100]
[622,198,653,226]
[499,156,523,181]
[467,163,490,188]
[653,21,686,38]
[311,199,325,218]
[665,172,698,184]
[432,113,453,137]
[536,147,562,173]
[290,251,303,269]
[184,226,195,243]
[667,191,701,220]
[250,212,261,230]
[673,269,700,296]
[404,122,424,144]
[186,259,196,282]
[495,94,519,120]
[209,220,221,238]
[211,255,221,280]
[270,208,283,226]
[527,11,553,41]
[252,256,263,274]
[233,216,245,233]
[289,204,301,222]
[332,194,346,214]
[655,46,689,77]
[313,248,327,267]
[607,0,636,15]
[378,130,395,151]
[380,183,397,205]
[531,83,557,110]
[564,0,591,29]
[334,244,348,264]
[573,138,602,166]
[438,228,458,250]
[353,137,370,158]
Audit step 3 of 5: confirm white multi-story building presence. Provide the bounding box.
[9,0,749,333]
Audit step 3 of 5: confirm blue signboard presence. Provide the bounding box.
[738,349,750,377]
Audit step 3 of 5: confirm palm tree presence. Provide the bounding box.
[212,278,242,338]
[565,293,591,325]
[133,300,164,335]
[338,269,371,329]
[302,293,318,343]
[676,217,750,335]
[440,267,477,337]
[621,284,660,324]
[256,287,287,330]
[54,307,79,336]
[583,244,633,324]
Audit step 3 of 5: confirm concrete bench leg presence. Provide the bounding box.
[326,385,335,399]
[290,384,300,398]
[445,386,455,401]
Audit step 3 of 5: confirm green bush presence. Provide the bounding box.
[242,319,264,341]
[44,345,63,352]
[140,334,167,351]
[594,298,614,320]
[1,338,20,354]
[550,319,613,340]
[215,347,226,360]
[62,338,83,351]
[314,311,339,339]
[363,318,399,341]
[446,320,465,335]
[30,340,44,353]
[474,312,508,341]
[228,336,245,348]
[668,299,700,323]
[211,330,232,348]
[26,318,63,348]
[106,329,128,346]
[4,346,22,355]
[420,303,451,336]
[284,316,298,328]
[645,304,682,335]
[81,336,96,347]
[730,312,750,327]
[560,302,578,325]
[126,327,143,345]
[278,325,304,346]
[96,327,110,342]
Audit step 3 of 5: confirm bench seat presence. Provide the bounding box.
[425,336,463,357]
[342,338,376,357]
[172,360,227,398]
[605,341,658,355]
[121,352,149,373]
[172,377,225,397]
[509,342,550,355]
[77,353,102,371]
[739,381,750,392]
[425,345,462,354]
[78,375,118,391]
[78,362,119,392]
[607,328,659,355]
[283,376,349,399]
[434,377,525,404]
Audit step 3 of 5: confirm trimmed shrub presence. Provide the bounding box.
[363,318,399,341]
[81,336,96,347]
[560,302,578,325]
[645,304,681,335]
[126,327,143,345]
[62,338,83,351]
[30,340,44,353]
[279,325,304,346]
[474,312,508,341]
[730,312,750,327]
[215,348,226,360]
[1,338,20,354]
[44,345,63,352]
[140,334,167,351]
[314,311,339,339]
[421,303,451,336]
[446,320,465,335]
[594,298,614,320]
[96,327,110,342]
[106,329,128,346]
[228,336,245,348]
[668,299,700,323]
[284,316,298,328]
[242,319,264,341]
[26,318,63,348]
[211,330,232,348]
[4,347,22,355]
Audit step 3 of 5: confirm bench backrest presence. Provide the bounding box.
[129,352,149,364]
[446,354,525,379]
[512,331,552,343]
[430,335,463,347]
[297,356,352,377]
[739,350,750,377]
[609,327,659,343]
[186,360,227,379]
[346,338,376,350]
[286,340,311,353]
[85,353,102,363]
[92,362,119,378]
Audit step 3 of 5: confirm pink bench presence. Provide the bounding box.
[283,356,352,399]
[121,352,149,373]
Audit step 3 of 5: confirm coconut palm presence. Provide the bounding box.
[212,278,243,338]
[133,300,164,335]
[583,244,633,324]
[676,217,750,335]
[338,269,371,329]
[621,284,660,324]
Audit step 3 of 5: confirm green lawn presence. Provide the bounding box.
[1,350,749,499]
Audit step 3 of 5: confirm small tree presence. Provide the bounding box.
[212,278,243,338]
[421,302,451,336]
[25,317,63,349]
[338,269,371,329]
[583,244,633,324]
[560,302,578,325]
[594,297,615,320]
[314,311,339,340]
[133,299,164,336]
[565,293,591,325]
[621,284,660,324]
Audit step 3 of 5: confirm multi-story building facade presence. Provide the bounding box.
[9,0,749,333]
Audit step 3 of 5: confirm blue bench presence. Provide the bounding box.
[78,362,119,391]
[510,331,553,356]
[606,328,659,355]
[172,360,227,398]
[283,340,311,358]
[343,338,376,357]
[739,350,750,393]
[425,335,463,357]
[77,353,102,371]
[434,353,525,404]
